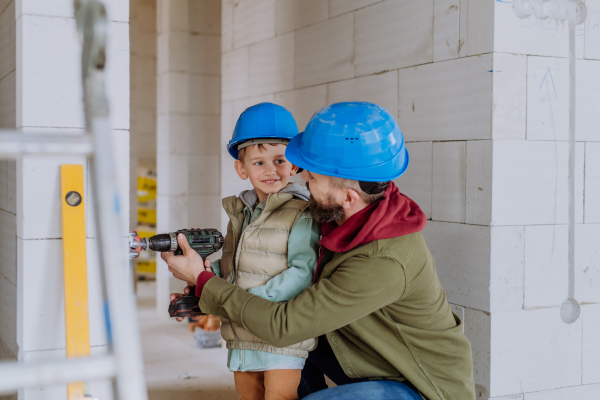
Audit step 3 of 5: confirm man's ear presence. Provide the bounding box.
[290,164,300,176]
[342,188,361,210]
[234,160,248,180]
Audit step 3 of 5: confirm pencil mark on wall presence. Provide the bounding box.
[540,67,559,260]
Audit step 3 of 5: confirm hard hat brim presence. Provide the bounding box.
[285,132,410,182]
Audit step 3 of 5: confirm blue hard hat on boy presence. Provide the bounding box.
[228,103,299,159]
[285,102,409,182]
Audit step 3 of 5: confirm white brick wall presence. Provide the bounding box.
[221,1,600,398]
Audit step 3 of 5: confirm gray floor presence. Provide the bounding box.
[138,280,239,400]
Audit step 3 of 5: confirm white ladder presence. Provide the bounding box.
[0,0,148,399]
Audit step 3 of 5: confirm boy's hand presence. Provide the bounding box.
[204,259,214,274]
[161,233,205,284]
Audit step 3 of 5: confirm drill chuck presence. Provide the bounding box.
[142,233,178,252]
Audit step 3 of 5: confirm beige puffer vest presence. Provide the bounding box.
[219,192,317,358]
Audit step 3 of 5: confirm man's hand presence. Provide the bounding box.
[170,286,195,322]
[161,233,205,283]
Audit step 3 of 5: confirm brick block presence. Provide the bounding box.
[156,154,188,196]
[295,14,353,88]
[17,154,87,239]
[464,307,491,397]
[584,1,600,60]
[355,0,433,76]
[220,152,253,199]
[0,0,15,81]
[189,194,222,229]
[493,0,584,58]
[528,58,600,142]
[491,141,584,226]
[249,33,294,97]
[233,0,275,48]
[188,115,221,156]
[17,0,128,22]
[275,0,328,34]
[221,101,234,150]
[20,349,67,399]
[137,1,156,33]
[489,308,581,396]
[17,15,82,128]
[491,53,526,140]
[398,54,493,142]
[525,383,600,400]
[0,209,16,285]
[582,304,600,384]
[18,17,129,130]
[188,155,220,196]
[157,114,188,156]
[585,143,600,223]
[432,141,466,223]
[329,0,381,17]
[465,0,494,56]
[189,35,221,75]
[575,223,600,304]
[327,71,398,120]
[433,0,461,62]
[0,71,16,129]
[222,48,248,102]
[158,72,188,114]
[136,55,157,84]
[0,270,17,358]
[394,142,432,219]
[490,226,524,312]
[422,221,491,311]
[274,85,327,130]
[189,75,220,115]
[524,225,567,308]
[222,0,233,52]
[466,140,492,225]
[188,0,220,36]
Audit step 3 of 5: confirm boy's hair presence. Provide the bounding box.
[329,177,385,205]
[238,143,285,163]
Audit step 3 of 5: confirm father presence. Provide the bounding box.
[163,102,475,400]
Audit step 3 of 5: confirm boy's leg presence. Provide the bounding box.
[234,371,265,400]
[264,369,301,400]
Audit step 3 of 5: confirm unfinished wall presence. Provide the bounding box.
[13,0,130,398]
[156,0,221,312]
[220,0,600,399]
[0,0,17,369]
[130,0,157,230]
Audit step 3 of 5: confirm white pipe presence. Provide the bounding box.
[0,131,93,157]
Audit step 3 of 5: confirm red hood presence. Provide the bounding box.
[319,182,427,253]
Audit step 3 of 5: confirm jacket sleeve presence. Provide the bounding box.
[248,213,319,302]
[199,251,406,348]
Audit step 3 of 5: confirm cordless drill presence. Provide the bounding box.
[129,228,224,318]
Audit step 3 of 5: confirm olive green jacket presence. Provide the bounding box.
[199,232,475,400]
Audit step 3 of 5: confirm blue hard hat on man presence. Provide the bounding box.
[285,102,409,193]
[227,102,299,159]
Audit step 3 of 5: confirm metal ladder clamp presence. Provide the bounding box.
[0,0,148,398]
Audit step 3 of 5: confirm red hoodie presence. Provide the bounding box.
[315,182,426,282]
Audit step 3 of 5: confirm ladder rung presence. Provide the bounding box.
[0,354,116,395]
[0,131,94,157]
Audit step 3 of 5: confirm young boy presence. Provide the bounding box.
[207,103,319,400]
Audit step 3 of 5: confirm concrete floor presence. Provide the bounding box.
[138,280,239,400]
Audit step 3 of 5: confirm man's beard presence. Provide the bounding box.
[308,190,345,223]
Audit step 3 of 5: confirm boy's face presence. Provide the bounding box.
[234,144,299,202]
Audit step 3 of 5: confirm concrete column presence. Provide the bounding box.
[13,0,130,398]
[0,1,18,378]
[156,0,221,314]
